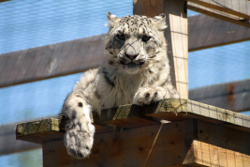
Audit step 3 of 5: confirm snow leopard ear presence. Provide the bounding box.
[107,12,120,28]
[153,13,167,31]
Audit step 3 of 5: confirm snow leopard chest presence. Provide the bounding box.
[97,74,144,109]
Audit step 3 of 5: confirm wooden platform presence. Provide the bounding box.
[16,99,250,167]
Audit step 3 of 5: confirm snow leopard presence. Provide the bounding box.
[61,12,179,159]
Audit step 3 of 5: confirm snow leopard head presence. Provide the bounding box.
[105,12,167,74]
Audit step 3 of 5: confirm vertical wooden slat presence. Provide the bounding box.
[133,0,188,99]
[133,0,164,17]
[235,152,243,167]
[165,0,188,99]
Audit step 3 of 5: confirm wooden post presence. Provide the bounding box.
[134,0,188,99]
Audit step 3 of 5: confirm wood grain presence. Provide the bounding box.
[16,99,250,144]
[0,34,106,88]
[188,0,250,20]
[189,79,250,112]
[42,119,195,167]
[188,2,250,28]
[0,123,41,155]
[1,15,250,88]
[39,119,250,167]
[15,99,250,166]
[165,0,189,99]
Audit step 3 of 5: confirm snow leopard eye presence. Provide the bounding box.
[142,35,151,42]
[78,102,83,107]
[116,34,125,40]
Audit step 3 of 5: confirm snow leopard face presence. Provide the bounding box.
[105,12,167,74]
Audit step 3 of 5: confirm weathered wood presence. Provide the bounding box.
[0,0,10,2]
[16,118,62,144]
[16,99,250,166]
[133,0,164,17]
[188,14,250,51]
[134,0,189,99]
[189,79,250,112]
[186,140,250,167]
[165,0,188,99]
[2,14,249,88]
[188,1,250,28]
[0,34,106,88]
[16,99,250,144]
[0,123,41,155]
[42,119,195,167]
[15,117,121,144]
[40,119,250,167]
[101,99,250,133]
[184,119,250,166]
[10,77,250,155]
[188,0,250,20]
[196,119,250,156]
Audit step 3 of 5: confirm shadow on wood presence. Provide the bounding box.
[16,99,250,167]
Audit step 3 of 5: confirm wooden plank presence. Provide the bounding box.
[133,0,164,17]
[190,140,250,167]
[16,117,118,144]
[0,0,10,2]
[0,34,106,88]
[188,14,250,51]
[196,120,250,156]
[42,119,195,167]
[1,14,250,88]
[16,99,250,145]
[191,14,212,50]
[16,118,250,167]
[0,123,41,155]
[165,0,188,99]
[187,2,250,28]
[189,79,250,112]
[16,118,62,144]
[187,0,250,20]
[101,98,250,132]
[15,100,250,166]
[183,120,250,166]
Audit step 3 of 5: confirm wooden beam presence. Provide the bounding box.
[5,79,250,156]
[1,14,249,88]
[0,123,41,155]
[134,0,189,99]
[188,0,250,20]
[16,103,250,167]
[41,119,195,167]
[17,99,250,141]
[188,14,250,51]
[0,0,10,2]
[165,0,188,99]
[187,1,250,28]
[41,119,250,167]
[0,34,106,88]
[189,79,250,112]
[186,140,250,167]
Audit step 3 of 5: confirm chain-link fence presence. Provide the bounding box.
[0,0,249,166]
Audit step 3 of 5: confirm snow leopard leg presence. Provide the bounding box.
[133,86,179,105]
[62,93,95,159]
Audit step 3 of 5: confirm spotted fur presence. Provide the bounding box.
[61,12,179,158]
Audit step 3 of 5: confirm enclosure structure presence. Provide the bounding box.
[0,0,249,166]
[16,99,250,166]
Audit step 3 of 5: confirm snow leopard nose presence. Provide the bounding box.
[125,53,139,60]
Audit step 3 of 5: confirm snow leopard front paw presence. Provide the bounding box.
[64,117,95,159]
[62,94,95,159]
[133,87,168,106]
